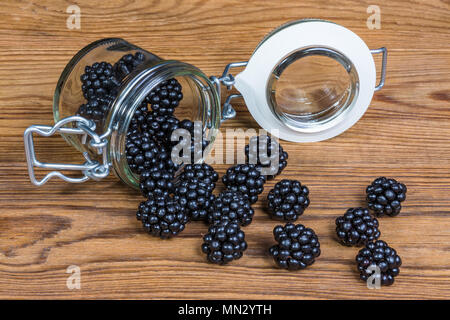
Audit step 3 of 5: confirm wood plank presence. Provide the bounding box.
[0,0,449,299]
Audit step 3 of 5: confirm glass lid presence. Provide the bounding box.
[234,19,377,142]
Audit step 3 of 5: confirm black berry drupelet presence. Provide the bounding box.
[80,62,121,100]
[113,52,145,81]
[269,223,321,270]
[245,135,288,180]
[335,208,380,246]
[201,220,247,265]
[208,190,254,227]
[139,168,174,198]
[137,195,189,239]
[267,179,310,221]
[174,177,216,221]
[356,240,402,286]
[144,78,183,116]
[366,177,407,217]
[178,163,218,191]
[222,164,266,204]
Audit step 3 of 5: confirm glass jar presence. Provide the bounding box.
[25,19,387,188]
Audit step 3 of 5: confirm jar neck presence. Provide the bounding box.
[106,60,221,189]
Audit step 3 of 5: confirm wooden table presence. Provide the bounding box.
[0,0,449,299]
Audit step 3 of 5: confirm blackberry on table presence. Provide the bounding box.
[137,195,188,239]
[139,168,174,198]
[335,207,380,246]
[366,177,407,217]
[269,223,321,271]
[201,220,247,265]
[207,190,254,227]
[144,78,183,116]
[174,177,216,221]
[245,135,288,180]
[222,164,266,204]
[356,240,402,286]
[113,52,145,81]
[178,163,218,191]
[80,62,121,100]
[267,179,310,221]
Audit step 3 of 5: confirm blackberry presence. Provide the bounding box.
[125,128,180,176]
[144,78,183,116]
[269,223,321,270]
[222,164,266,204]
[366,177,407,217]
[113,52,146,81]
[207,190,254,227]
[267,180,310,221]
[77,94,115,122]
[356,240,402,286]
[335,208,380,246]
[139,168,174,198]
[201,220,247,265]
[80,62,121,100]
[245,135,288,180]
[174,178,216,221]
[143,111,180,145]
[178,163,218,191]
[137,195,188,239]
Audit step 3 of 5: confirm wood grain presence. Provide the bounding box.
[0,0,449,299]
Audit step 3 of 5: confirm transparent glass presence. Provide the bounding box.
[267,47,359,130]
[53,38,220,189]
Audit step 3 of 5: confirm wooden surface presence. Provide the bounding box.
[0,0,449,300]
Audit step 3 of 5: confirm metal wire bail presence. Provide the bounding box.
[24,115,111,186]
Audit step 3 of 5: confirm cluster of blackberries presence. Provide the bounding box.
[222,164,266,204]
[269,223,321,271]
[335,208,380,246]
[136,163,218,238]
[356,240,402,286]
[333,177,407,286]
[245,135,288,180]
[137,195,189,239]
[144,79,183,116]
[267,179,310,221]
[81,62,121,100]
[366,177,407,217]
[202,220,247,265]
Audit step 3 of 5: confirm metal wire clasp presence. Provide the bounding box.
[24,116,111,186]
[370,47,387,91]
[210,61,248,122]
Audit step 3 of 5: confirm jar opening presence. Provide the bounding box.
[267,47,359,131]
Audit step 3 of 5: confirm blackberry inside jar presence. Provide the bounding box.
[52,38,221,189]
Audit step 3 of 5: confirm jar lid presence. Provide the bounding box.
[234,20,377,142]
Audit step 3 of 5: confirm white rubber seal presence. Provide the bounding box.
[234,20,376,142]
